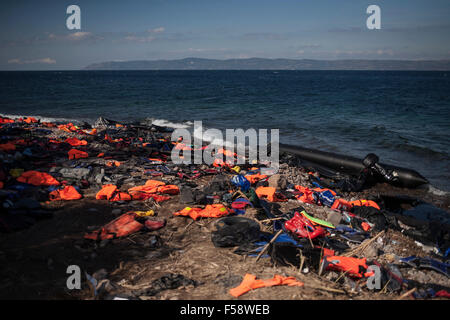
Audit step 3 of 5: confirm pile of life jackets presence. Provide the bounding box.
[0,117,15,124]
[174,204,233,220]
[96,180,180,202]
[17,171,60,186]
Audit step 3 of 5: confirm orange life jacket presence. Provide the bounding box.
[17,171,60,186]
[0,142,16,152]
[255,186,287,202]
[157,184,179,195]
[294,185,315,204]
[84,212,143,240]
[96,184,118,200]
[229,274,304,297]
[106,160,121,167]
[68,149,88,160]
[322,256,374,278]
[349,199,380,210]
[174,204,232,220]
[49,185,82,201]
[244,173,268,184]
[65,137,87,146]
[331,198,353,211]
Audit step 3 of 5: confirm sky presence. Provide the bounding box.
[0,0,449,70]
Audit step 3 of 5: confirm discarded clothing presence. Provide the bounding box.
[135,274,197,297]
[231,175,251,192]
[399,256,449,278]
[211,216,261,247]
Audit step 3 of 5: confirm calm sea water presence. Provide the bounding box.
[0,70,449,190]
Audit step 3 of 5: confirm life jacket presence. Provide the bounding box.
[229,274,303,298]
[331,198,353,211]
[42,122,57,128]
[321,256,374,278]
[284,212,326,239]
[174,204,232,220]
[64,137,87,146]
[157,184,180,195]
[144,219,165,231]
[109,191,131,202]
[145,180,166,188]
[212,158,232,168]
[49,185,82,201]
[0,117,14,124]
[349,199,380,210]
[17,171,60,186]
[23,117,38,124]
[256,186,287,202]
[68,149,88,160]
[244,173,268,184]
[0,142,16,152]
[106,160,121,167]
[96,184,118,200]
[218,148,237,158]
[84,212,143,240]
[130,193,170,202]
[96,184,131,202]
[128,180,166,195]
[294,185,315,204]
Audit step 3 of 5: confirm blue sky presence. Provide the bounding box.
[1,0,449,70]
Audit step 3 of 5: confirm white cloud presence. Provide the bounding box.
[67,32,92,40]
[8,58,56,64]
[148,27,165,33]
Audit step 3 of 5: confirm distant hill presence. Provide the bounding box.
[84,58,450,71]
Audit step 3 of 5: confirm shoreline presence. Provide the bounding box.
[0,115,449,299]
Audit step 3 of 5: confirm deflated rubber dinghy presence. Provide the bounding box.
[279,143,428,188]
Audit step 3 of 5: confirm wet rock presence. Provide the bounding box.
[93,268,108,281]
[111,209,122,215]
[327,211,342,226]
[59,168,91,180]
[268,174,287,190]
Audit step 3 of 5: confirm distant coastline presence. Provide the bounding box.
[84,57,450,71]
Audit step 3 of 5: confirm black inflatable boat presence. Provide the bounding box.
[279,143,429,188]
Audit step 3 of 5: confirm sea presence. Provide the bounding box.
[0,70,449,191]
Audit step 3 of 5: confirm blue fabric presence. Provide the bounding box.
[317,190,335,207]
[231,175,250,192]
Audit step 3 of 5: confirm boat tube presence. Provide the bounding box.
[279,143,429,188]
